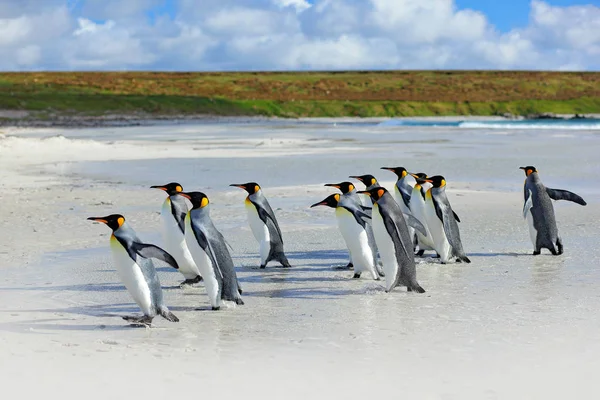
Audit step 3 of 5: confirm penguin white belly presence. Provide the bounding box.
[245,199,270,264]
[184,217,221,308]
[525,208,537,247]
[335,208,377,279]
[110,236,153,316]
[410,195,435,250]
[424,198,452,262]
[160,201,200,279]
[371,206,399,291]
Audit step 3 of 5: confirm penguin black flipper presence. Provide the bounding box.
[399,186,412,209]
[379,207,412,262]
[250,198,283,242]
[189,220,225,284]
[546,188,587,206]
[403,213,427,237]
[453,211,461,223]
[360,205,372,211]
[131,242,179,270]
[169,196,188,234]
[431,194,444,223]
[340,204,371,229]
[523,189,534,218]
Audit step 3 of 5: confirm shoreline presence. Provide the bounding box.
[1,111,599,129]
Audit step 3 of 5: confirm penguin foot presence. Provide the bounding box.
[259,265,266,269]
[334,262,353,270]
[211,306,221,311]
[415,249,425,257]
[352,273,361,279]
[456,258,462,263]
[180,276,203,287]
[550,248,559,256]
[235,298,245,305]
[122,315,153,327]
[533,250,541,256]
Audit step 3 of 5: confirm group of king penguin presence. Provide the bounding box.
[87,165,586,327]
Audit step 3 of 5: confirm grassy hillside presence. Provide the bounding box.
[0,71,598,118]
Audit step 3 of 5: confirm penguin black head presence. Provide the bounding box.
[178,192,209,209]
[357,187,387,202]
[230,182,261,195]
[150,182,183,196]
[410,172,428,185]
[87,214,125,231]
[310,193,340,209]
[324,182,355,194]
[380,167,408,178]
[425,175,446,188]
[349,174,378,188]
[519,166,537,177]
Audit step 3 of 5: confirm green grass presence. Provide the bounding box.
[0,71,599,118]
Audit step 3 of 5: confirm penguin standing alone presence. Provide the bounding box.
[422,176,470,264]
[87,214,179,326]
[178,192,244,310]
[151,182,202,286]
[358,188,426,293]
[230,182,291,269]
[311,193,379,280]
[520,166,586,255]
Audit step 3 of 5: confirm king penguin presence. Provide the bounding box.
[357,188,426,293]
[349,174,380,205]
[311,193,379,280]
[151,182,202,286]
[381,166,417,250]
[520,166,586,255]
[178,192,244,310]
[408,172,436,256]
[87,214,179,326]
[230,182,291,269]
[422,176,470,264]
[324,181,379,272]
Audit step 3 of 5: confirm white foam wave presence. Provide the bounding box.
[458,122,600,130]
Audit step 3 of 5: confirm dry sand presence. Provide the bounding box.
[0,120,599,399]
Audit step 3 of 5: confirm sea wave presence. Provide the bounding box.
[378,119,600,130]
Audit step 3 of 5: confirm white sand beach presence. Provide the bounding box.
[1,119,599,399]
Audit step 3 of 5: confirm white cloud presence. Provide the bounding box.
[0,0,597,71]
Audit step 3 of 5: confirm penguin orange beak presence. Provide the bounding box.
[380,167,395,171]
[324,183,341,189]
[177,193,192,200]
[230,184,247,190]
[349,175,365,183]
[310,200,328,208]
[519,167,527,170]
[357,190,371,196]
[424,179,434,183]
[87,217,108,224]
[409,173,419,178]
[150,185,167,191]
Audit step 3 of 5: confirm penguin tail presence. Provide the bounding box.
[459,255,471,264]
[277,254,292,268]
[159,308,179,322]
[235,297,245,306]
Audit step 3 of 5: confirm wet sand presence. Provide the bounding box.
[0,120,599,399]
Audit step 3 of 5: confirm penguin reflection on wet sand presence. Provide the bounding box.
[178,192,244,310]
[230,182,292,269]
[87,214,179,326]
[358,188,426,293]
[151,182,202,286]
[520,166,586,255]
[423,176,470,264]
[311,193,380,280]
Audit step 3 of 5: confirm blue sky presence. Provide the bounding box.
[0,0,598,71]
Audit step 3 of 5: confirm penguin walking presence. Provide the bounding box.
[87,214,179,326]
[178,192,244,310]
[408,173,436,256]
[381,167,417,250]
[311,193,379,280]
[230,182,291,269]
[357,188,425,293]
[520,166,586,255]
[422,176,470,264]
[151,182,202,286]
[324,181,379,272]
